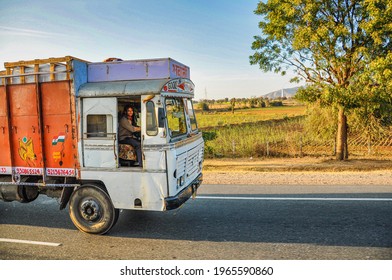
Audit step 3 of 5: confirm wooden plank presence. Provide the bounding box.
[50,63,55,81]
[4,56,88,68]
[20,66,25,83]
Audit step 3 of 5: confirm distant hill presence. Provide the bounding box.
[263,87,300,99]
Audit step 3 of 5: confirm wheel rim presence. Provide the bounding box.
[80,199,100,222]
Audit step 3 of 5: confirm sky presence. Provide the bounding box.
[0,0,298,100]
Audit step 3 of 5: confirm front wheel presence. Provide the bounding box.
[69,185,119,234]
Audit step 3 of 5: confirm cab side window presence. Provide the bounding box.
[146,101,158,136]
[87,114,112,138]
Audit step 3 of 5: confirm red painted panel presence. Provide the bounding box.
[1,81,78,177]
[8,84,43,170]
[40,81,78,174]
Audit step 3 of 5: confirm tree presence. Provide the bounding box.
[230,98,236,114]
[250,0,392,160]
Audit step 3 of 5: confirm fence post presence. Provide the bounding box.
[232,140,235,156]
[266,139,269,157]
[333,139,336,156]
[299,135,303,157]
[367,135,371,155]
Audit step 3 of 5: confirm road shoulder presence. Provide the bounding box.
[203,158,392,185]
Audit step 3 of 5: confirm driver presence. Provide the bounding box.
[119,105,142,167]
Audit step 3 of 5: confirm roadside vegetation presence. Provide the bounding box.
[196,99,392,160]
[197,0,392,162]
[197,104,305,128]
[250,0,392,160]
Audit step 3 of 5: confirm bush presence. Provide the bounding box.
[197,102,210,111]
[202,131,217,141]
[269,100,283,106]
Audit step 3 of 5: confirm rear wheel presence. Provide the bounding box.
[69,185,119,234]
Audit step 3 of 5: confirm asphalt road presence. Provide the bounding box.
[1,184,392,260]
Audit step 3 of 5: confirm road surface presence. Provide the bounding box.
[1,184,391,260]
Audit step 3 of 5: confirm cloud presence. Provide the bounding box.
[0,26,62,38]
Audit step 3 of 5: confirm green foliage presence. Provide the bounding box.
[202,131,217,141]
[353,53,392,121]
[250,0,392,159]
[303,103,337,141]
[251,0,391,86]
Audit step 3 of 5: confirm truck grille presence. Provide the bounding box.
[176,145,204,181]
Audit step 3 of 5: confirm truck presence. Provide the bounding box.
[0,56,204,234]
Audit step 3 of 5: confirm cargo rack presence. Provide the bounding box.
[0,56,88,85]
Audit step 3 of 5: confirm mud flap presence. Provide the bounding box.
[59,187,74,210]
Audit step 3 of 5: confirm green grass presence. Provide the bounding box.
[196,106,306,129]
[201,117,306,158]
[196,106,308,158]
[197,105,392,159]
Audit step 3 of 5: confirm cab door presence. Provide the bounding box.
[82,97,117,168]
[141,95,165,170]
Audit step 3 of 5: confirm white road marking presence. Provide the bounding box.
[0,238,62,247]
[197,196,392,202]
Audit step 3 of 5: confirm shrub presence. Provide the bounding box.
[197,102,210,111]
[270,100,283,106]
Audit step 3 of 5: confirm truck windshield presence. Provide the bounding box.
[165,97,187,138]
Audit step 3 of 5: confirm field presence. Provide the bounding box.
[197,105,306,129]
[196,104,392,159]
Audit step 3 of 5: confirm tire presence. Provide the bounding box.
[69,185,119,235]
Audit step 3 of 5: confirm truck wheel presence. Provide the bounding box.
[69,185,119,234]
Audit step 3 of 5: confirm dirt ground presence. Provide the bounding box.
[202,157,392,185]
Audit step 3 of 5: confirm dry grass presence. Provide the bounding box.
[196,105,306,129]
[204,157,392,172]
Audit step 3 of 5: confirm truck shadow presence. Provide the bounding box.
[0,195,76,229]
[112,194,392,248]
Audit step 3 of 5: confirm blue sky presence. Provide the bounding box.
[0,0,297,100]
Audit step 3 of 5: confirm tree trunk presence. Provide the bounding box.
[336,107,348,160]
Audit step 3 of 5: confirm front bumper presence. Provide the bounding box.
[164,173,203,210]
